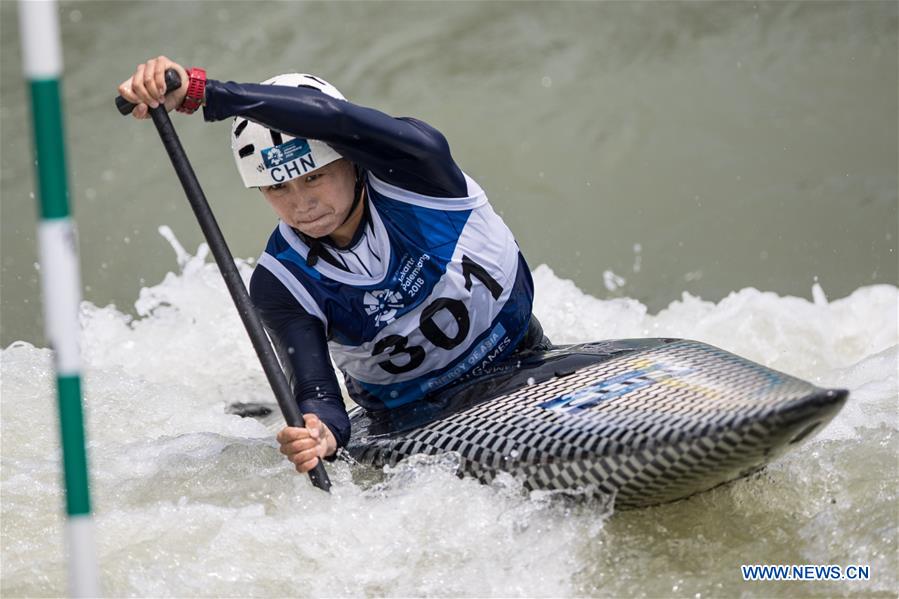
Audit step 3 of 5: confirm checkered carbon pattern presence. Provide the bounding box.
[347,340,844,507]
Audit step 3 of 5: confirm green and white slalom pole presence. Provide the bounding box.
[18,1,100,596]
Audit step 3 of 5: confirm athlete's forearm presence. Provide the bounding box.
[202,79,467,196]
[250,266,351,448]
[267,317,351,450]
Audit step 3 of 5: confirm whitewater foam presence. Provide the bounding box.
[2,232,896,597]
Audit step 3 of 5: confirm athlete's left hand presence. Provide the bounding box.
[276,414,337,474]
[117,56,189,120]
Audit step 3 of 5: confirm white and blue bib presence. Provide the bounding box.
[258,173,534,409]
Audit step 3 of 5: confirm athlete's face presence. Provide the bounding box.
[260,158,359,243]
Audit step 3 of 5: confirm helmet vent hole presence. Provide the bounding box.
[238,144,255,158]
[270,130,283,145]
[234,119,249,137]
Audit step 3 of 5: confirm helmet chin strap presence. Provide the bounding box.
[305,164,366,267]
[339,164,366,228]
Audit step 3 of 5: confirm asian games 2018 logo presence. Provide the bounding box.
[363,289,405,327]
[266,146,285,166]
[261,138,312,169]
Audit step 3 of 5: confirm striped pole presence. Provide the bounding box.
[18,1,100,596]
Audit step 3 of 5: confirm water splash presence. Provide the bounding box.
[2,231,896,597]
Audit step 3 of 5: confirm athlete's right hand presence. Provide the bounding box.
[276,414,338,474]
[117,56,189,120]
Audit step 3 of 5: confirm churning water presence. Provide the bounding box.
[1,229,896,597]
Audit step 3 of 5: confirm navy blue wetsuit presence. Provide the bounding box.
[203,81,545,450]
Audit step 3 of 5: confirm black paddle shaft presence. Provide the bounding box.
[116,69,331,492]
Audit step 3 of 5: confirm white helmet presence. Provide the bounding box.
[230,73,346,188]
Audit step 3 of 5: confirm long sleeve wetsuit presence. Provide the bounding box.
[203,80,537,449]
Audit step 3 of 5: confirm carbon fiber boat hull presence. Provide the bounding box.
[344,338,847,508]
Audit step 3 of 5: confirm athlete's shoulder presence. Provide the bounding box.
[262,221,291,255]
[249,260,290,306]
[253,227,331,325]
[367,170,488,212]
